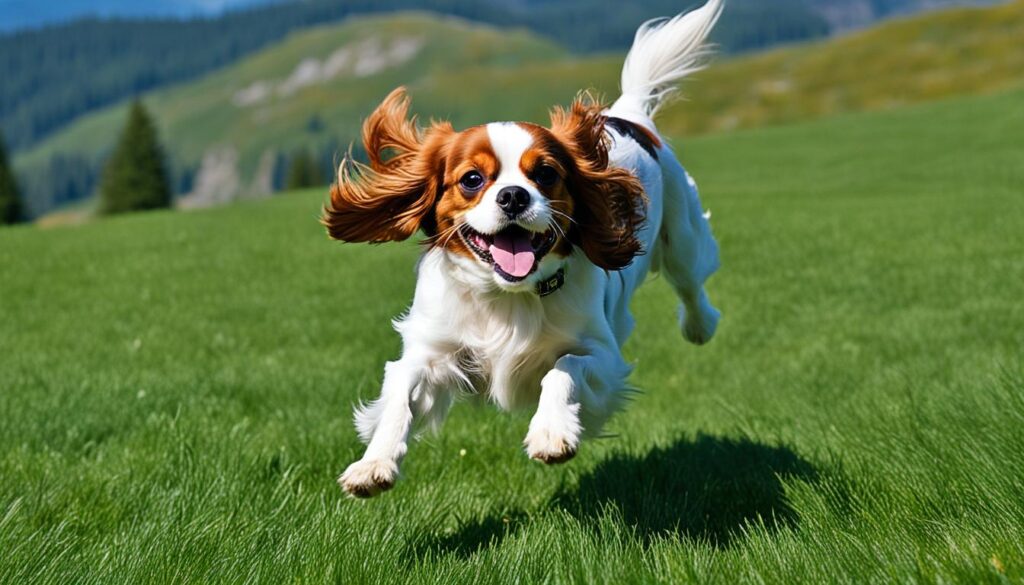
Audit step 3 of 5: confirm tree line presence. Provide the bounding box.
[0,0,831,152]
[0,134,22,225]
[0,102,341,225]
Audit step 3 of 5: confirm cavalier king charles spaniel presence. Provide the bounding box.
[324,0,724,497]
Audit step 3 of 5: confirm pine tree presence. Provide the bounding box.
[99,100,172,214]
[285,148,323,190]
[0,131,23,225]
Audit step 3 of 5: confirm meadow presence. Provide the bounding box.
[2,85,1023,583]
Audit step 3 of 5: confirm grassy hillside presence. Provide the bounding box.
[657,0,1024,135]
[2,80,1023,582]
[13,13,589,215]
[1,0,830,154]
[13,15,562,194]
[16,1,1024,218]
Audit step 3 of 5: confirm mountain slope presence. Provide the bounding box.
[1,0,1004,154]
[14,14,575,215]
[657,0,1024,135]
[15,1,1024,218]
[0,0,828,152]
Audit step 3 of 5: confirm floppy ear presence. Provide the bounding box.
[550,96,646,270]
[322,87,453,243]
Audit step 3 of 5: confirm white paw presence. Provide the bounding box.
[524,422,580,464]
[338,458,398,498]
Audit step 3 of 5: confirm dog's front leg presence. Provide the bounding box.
[339,357,423,498]
[525,351,625,464]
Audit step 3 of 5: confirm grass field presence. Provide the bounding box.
[2,86,1024,583]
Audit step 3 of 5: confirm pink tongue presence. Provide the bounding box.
[490,231,535,278]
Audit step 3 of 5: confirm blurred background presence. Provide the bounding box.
[0,0,1018,225]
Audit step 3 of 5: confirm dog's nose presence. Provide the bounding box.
[496,186,531,217]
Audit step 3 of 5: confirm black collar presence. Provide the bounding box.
[536,268,566,297]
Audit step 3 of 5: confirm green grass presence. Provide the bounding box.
[2,86,1024,583]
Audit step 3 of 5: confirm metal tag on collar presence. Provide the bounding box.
[536,268,566,297]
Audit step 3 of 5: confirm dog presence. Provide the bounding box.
[323,0,724,497]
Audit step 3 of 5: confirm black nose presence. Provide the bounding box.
[496,186,531,217]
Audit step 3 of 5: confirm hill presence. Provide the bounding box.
[16,1,1024,218]
[0,0,1004,155]
[656,0,1024,135]
[2,82,1023,582]
[0,0,830,154]
[13,14,576,215]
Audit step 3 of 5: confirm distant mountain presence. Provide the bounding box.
[1,0,1004,34]
[0,0,829,153]
[13,14,576,215]
[0,0,1005,173]
[16,1,1024,219]
[0,0,270,32]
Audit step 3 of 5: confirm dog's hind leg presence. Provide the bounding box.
[658,156,721,345]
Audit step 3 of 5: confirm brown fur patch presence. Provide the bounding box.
[549,98,647,270]
[433,126,497,260]
[322,87,452,243]
[518,124,577,257]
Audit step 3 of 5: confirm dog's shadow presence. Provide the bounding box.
[422,434,819,556]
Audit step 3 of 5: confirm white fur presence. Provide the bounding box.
[464,123,553,234]
[339,1,723,497]
[619,0,724,118]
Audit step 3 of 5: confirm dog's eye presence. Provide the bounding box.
[459,171,485,194]
[533,164,559,188]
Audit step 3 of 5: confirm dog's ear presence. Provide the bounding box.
[549,96,646,270]
[323,87,453,243]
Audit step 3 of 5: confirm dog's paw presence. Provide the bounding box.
[681,302,720,345]
[338,458,398,498]
[524,425,579,465]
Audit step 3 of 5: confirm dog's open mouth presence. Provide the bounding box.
[459,224,557,282]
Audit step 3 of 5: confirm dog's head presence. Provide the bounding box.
[323,87,645,291]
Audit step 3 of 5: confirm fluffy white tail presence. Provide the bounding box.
[617,0,724,119]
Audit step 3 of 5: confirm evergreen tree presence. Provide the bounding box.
[0,132,23,225]
[285,148,323,190]
[99,100,172,214]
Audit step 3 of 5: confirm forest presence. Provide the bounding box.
[0,0,829,152]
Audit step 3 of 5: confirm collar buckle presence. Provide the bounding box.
[536,268,566,297]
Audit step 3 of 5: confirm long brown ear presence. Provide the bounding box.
[550,96,646,270]
[322,87,453,243]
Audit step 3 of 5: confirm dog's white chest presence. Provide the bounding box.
[452,293,575,409]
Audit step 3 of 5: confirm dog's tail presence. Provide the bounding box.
[612,0,724,120]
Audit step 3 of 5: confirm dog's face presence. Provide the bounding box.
[324,88,646,291]
[439,122,575,287]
